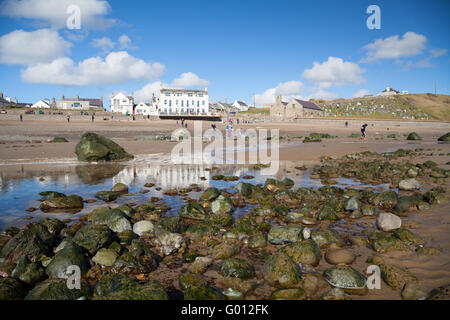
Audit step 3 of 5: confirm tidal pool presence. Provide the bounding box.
[0,160,390,229]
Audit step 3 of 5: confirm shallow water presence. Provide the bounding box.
[0,160,390,229]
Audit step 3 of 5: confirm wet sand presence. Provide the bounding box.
[0,118,449,163]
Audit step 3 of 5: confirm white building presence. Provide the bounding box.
[135,102,159,116]
[31,99,52,109]
[158,87,209,115]
[379,86,399,97]
[232,100,248,111]
[110,92,134,114]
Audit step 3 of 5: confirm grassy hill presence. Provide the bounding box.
[316,94,450,121]
[399,94,450,121]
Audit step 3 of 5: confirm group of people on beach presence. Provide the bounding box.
[176,119,188,129]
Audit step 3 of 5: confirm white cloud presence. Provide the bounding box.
[254,81,304,106]
[171,72,209,88]
[352,89,371,98]
[430,48,448,58]
[302,57,365,88]
[0,0,114,30]
[21,51,165,85]
[118,34,135,49]
[308,88,339,100]
[362,32,427,62]
[91,37,115,52]
[0,29,71,65]
[134,81,165,102]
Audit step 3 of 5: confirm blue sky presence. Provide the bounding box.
[0,0,449,108]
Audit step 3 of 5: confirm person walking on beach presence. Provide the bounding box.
[67,115,70,123]
[360,123,368,140]
[345,121,348,128]
[19,114,23,122]
[92,114,95,122]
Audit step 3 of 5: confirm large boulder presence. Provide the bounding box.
[406,132,422,141]
[92,248,118,267]
[437,132,450,143]
[75,132,133,162]
[46,240,90,278]
[72,224,113,255]
[235,182,253,197]
[325,248,355,265]
[262,251,302,288]
[133,220,154,236]
[111,183,128,193]
[1,223,55,263]
[11,255,45,284]
[152,227,185,256]
[372,191,398,210]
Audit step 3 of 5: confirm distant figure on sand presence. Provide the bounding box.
[92,114,94,122]
[67,115,70,123]
[360,123,368,140]
[345,121,348,128]
[19,114,22,122]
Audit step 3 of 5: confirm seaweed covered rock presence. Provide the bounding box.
[211,195,234,215]
[40,195,83,211]
[406,132,422,141]
[184,286,227,300]
[219,258,255,279]
[179,203,208,221]
[46,240,90,278]
[11,255,45,284]
[310,228,344,247]
[437,132,450,143]
[262,251,302,288]
[323,266,366,290]
[1,223,55,263]
[25,278,91,300]
[268,225,303,245]
[95,277,168,300]
[379,263,418,291]
[281,239,322,266]
[72,224,113,255]
[0,277,25,300]
[75,132,133,162]
[270,288,306,300]
[199,187,220,201]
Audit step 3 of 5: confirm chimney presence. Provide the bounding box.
[76,95,79,101]
[276,95,282,104]
[0,92,3,99]
[100,96,103,107]
[13,97,18,104]
[204,86,208,92]
[52,97,56,105]
[62,94,65,100]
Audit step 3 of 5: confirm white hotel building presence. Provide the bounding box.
[158,87,209,116]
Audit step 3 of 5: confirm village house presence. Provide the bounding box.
[269,95,323,119]
[55,95,103,110]
[232,100,249,111]
[31,99,52,109]
[158,86,209,115]
[110,92,134,114]
[134,102,159,116]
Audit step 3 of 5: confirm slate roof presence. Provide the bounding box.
[293,99,322,111]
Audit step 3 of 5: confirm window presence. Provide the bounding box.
[202,101,205,105]
[187,100,189,107]
[165,93,170,96]
[197,101,199,107]
[188,93,193,97]
[169,100,172,107]
[198,93,203,97]
[164,100,167,105]
[181,100,184,107]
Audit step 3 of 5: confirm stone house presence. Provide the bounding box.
[270,95,322,119]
